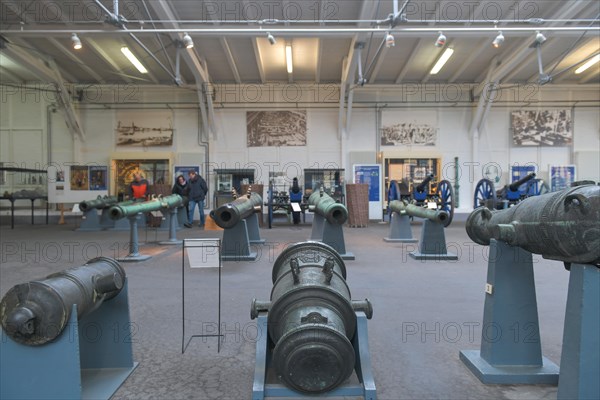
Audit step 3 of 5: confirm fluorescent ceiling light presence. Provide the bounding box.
[430,48,454,75]
[286,44,293,73]
[575,54,600,74]
[121,46,148,74]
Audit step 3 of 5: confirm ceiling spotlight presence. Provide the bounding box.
[385,32,395,48]
[492,31,504,48]
[71,33,82,50]
[535,31,546,44]
[267,32,276,45]
[182,32,194,49]
[435,31,446,48]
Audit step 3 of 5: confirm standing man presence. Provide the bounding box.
[128,173,149,201]
[186,170,208,228]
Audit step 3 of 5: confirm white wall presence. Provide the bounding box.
[1,84,598,210]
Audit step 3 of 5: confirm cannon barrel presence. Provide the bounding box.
[466,183,600,266]
[0,257,126,346]
[416,174,435,192]
[389,200,449,224]
[210,192,263,229]
[108,194,183,220]
[79,195,119,212]
[508,172,537,192]
[250,242,372,394]
[308,190,348,225]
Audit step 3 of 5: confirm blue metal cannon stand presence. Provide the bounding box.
[460,239,559,384]
[252,311,376,400]
[76,209,102,231]
[557,263,599,399]
[221,218,258,261]
[246,213,266,245]
[159,207,183,245]
[384,212,417,243]
[309,213,354,260]
[117,213,152,262]
[409,219,458,260]
[0,280,138,400]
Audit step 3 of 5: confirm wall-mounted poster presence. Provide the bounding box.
[89,166,108,190]
[550,165,576,192]
[70,166,89,190]
[381,110,437,146]
[511,109,572,146]
[115,110,174,146]
[247,111,307,147]
[353,164,383,220]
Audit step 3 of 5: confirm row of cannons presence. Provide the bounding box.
[0,182,598,399]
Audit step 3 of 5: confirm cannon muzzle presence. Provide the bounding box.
[416,174,435,193]
[508,172,537,192]
[251,242,372,394]
[210,192,263,229]
[79,195,119,212]
[1,257,126,346]
[308,190,348,225]
[389,200,449,224]
[466,183,600,265]
[108,195,183,220]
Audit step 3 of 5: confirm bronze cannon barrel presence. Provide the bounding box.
[416,173,435,193]
[0,257,126,346]
[108,194,183,220]
[389,200,449,224]
[210,192,263,229]
[466,183,600,266]
[79,195,119,212]
[508,172,537,192]
[250,242,372,394]
[308,190,348,225]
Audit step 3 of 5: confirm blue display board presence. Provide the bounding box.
[550,165,576,192]
[354,165,380,201]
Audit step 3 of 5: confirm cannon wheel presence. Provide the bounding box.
[437,180,454,227]
[474,178,497,209]
[526,179,549,197]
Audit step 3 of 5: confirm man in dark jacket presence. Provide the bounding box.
[186,170,208,228]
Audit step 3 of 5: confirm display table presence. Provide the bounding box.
[0,196,49,229]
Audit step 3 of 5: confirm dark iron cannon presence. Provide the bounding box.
[389,200,449,225]
[467,183,600,266]
[78,195,119,212]
[473,172,546,209]
[415,173,435,194]
[308,190,348,225]
[0,257,126,346]
[210,192,263,229]
[250,242,372,394]
[108,194,183,220]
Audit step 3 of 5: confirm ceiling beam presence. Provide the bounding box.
[220,37,241,83]
[579,68,600,84]
[368,46,389,84]
[0,66,24,83]
[448,40,488,82]
[526,37,597,83]
[251,38,266,83]
[85,37,133,83]
[395,41,421,83]
[503,38,559,83]
[315,38,322,83]
[47,38,105,83]
[2,0,32,25]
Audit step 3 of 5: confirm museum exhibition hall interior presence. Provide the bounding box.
[0,1,599,399]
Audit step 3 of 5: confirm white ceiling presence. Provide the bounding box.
[0,0,598,87]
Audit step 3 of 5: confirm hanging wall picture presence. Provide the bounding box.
[115,110,174,146]
[511,109,572,146]
[247,111,307,147]
[381,110,438,146]
[89,166,108,190]
[70,166,89,190]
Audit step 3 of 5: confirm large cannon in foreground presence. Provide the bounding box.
[78,195,119,212]
[467,183,600,266]
[308,190,348,225]
[109,194,183,220]
[0,257,126,345]
[210,192,263,229]
[389,200,449,225]
[251,242,373,394]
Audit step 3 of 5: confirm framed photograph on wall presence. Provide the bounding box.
[381,110,438,146]
[550,165,576,192]
[70,166,89,190]
[511,109,572,146]
[115,110,174,146]
[89,166,108,190]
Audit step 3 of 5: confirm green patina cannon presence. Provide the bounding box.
[0,257,126,346]
[389,199,449,224]
[108,194,183,220]
[466,182,600,266]
[251,242,372,394]
[210,192,263,229]
[78,195,119,212]
[308,190,348,225]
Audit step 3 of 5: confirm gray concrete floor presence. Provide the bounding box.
[0,219,570,399]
